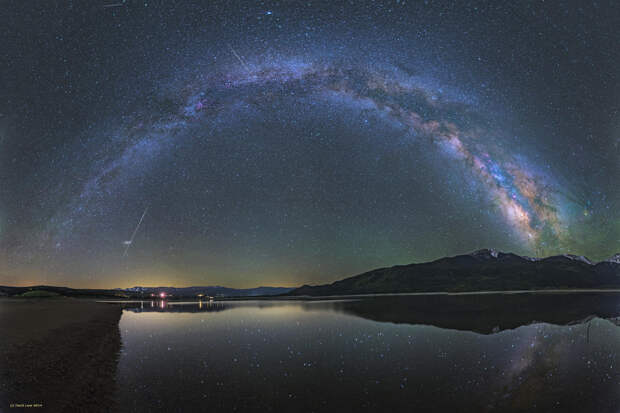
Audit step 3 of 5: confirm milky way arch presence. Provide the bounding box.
[49,58,578,255]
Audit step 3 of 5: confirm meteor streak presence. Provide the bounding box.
[228,44,251,73]
[123,206,148,257]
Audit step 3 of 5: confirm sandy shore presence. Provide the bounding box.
[0,299,122,412]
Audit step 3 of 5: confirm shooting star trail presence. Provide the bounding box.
[123,206,148,257]
[228,44,251,73]
[102,3,125,8]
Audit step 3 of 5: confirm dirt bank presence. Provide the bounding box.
[0,299,122,412]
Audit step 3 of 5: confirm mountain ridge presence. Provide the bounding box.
[0,285,294,298]
[120,285,294,297]
[288,249,620,296]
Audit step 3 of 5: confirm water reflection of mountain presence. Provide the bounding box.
[116,293,620,334]
[327,293,620,334]
[121,301,229,313]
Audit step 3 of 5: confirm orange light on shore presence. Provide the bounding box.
[159,292,166,299]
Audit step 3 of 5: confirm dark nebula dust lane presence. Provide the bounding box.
[0,1,618,288]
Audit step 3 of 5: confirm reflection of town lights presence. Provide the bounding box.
[160,292,166,298]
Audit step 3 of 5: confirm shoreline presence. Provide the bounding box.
[95,288,620,304]
[2,290,620,411]
[0,299,122,412]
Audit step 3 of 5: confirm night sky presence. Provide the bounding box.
[1,1,618,288]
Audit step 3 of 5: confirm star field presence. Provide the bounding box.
[1,0,618,288]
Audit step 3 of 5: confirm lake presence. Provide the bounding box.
[116,294,620,412]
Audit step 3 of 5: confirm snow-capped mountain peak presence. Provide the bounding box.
[562,254,593,265]
[604,253,620,264]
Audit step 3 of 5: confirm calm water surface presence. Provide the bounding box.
[116,294,620,412]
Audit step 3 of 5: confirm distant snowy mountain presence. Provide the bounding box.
[0,285,294,298]
[122,285,294,297]
[604,253,620,264]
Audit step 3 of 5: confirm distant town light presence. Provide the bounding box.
[160,292,166,298]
